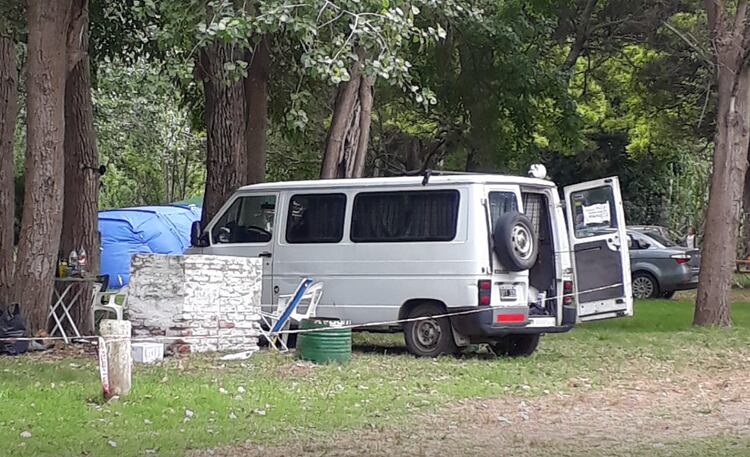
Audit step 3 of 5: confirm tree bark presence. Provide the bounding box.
[561,0,599,74]
[0,34,17,306]
[743,161,750,258]
[62,0,99,334]
[199,41,246,226]
[694,0,750,327]
[320,51,374,179]
[245,34,270,184]
[14,0,73,333]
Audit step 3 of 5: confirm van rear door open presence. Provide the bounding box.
[564,177,633,321]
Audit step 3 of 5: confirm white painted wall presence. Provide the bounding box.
[128,254,262,353]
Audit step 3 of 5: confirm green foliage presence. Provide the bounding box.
[76,0,718,225]
[370,0,580,174]
[94,60,205,209]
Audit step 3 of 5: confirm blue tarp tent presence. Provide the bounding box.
[98,205,202,287]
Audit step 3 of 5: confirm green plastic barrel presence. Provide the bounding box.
[297,318,352,364]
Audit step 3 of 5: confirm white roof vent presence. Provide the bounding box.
[528,164,547,179]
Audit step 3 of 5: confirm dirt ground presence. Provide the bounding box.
[192,367,750,457]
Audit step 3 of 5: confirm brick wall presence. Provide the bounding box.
[128,254,262,353]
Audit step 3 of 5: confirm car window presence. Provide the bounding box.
[351,190,460,242]
[629,233,649,250]
[489,192,518,228]
[211,195,276,244]
[286,193,347,244]
[646,232,675,247]
[570,186,618,238]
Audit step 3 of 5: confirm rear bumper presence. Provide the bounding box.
[449,306,573,340]
[661,270,700,292]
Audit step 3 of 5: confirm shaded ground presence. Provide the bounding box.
[194,366,750,457]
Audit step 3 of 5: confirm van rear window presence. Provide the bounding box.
[351,190,459,242]
[489,192,518,227]
[286,193,347,244]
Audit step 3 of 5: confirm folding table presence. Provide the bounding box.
[49,277,101,343]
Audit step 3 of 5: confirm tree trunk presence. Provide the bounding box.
[62,0,99,334]
[14,0,73,333]
[245,35,270,184]
[0,34,17,306]
[199,42,246,226]
[694,70,750,326]
[742,162,750,258]
[320,51,374,179]
[694,0,750,327]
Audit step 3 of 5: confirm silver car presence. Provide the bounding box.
[627,229,700,299]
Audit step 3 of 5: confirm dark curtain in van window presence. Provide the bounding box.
[351,190,459,242]
[286,194,346,243]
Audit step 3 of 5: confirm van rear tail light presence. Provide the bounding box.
[478,280,492,306]
[671,254,691,265]
[563,280,574,306]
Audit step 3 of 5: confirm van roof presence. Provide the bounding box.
[239,174,555,192]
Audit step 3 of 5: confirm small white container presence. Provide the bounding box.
[132,342,164,364]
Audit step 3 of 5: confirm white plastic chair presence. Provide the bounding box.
[284,281,324,324]
[91,284,128,326]
[259,278,324,351]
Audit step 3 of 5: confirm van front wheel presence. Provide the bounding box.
[403,303,457,357]
[489,334,540,357]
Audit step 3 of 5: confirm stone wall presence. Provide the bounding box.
[128,254,262,353]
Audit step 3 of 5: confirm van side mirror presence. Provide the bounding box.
[190,221,208,247]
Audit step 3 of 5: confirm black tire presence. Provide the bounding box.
[403,303,457,358]
[489,334,540,357]
[632,272,659,299]
[493,212,538,272]
[661,290,676,300]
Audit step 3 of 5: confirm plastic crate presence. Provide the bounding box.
[132,342,164,364]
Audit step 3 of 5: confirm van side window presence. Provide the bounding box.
[489,192,518,227]
[351,190,459,242]
[286,193,347,244]
[211,195,276,244]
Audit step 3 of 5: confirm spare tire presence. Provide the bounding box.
[493,212,538,272]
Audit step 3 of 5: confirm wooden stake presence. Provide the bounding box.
[99,319,131,398]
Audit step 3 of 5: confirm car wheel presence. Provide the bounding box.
[632,272,659,299]
[661,291,676,300]
[403,303,457,358]
[489,334,540,357]
[493,212,538,272]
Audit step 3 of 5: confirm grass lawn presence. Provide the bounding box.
[1,299,749,456]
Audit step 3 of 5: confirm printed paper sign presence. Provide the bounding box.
[582,203,610,225]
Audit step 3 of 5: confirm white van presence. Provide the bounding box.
[186,171,632,357]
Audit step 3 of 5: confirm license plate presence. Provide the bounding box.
[498,284,516,301]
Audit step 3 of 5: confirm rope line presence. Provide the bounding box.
[0,283,626,343]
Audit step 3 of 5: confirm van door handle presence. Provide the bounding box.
[259,252,272,258]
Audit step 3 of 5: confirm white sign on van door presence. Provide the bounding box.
[582,203,610,225]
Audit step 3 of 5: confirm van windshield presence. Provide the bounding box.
[489,192,518,226]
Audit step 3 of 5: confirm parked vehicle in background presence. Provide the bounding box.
[627,229,700,299]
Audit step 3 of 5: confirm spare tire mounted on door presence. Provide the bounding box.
[493,211,538,272]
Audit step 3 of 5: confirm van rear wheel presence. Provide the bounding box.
[403,303,457,357]
[489,334,540,357]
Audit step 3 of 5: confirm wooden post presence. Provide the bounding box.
[99,319,131,398]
